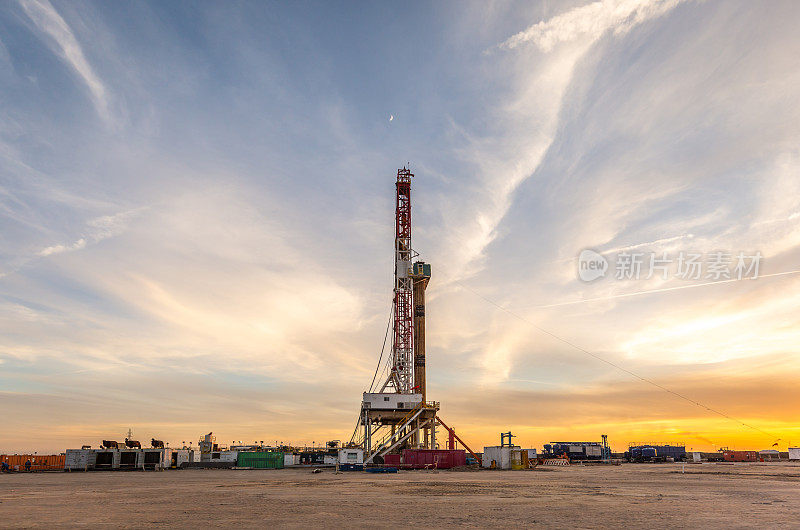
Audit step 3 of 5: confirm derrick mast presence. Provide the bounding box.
[385,167,414,393]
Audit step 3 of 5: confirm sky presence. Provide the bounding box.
[1,0,799,454]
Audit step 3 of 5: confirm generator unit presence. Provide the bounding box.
[542,442,603,461]
[627,444,687,462]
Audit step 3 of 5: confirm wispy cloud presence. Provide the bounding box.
[602,233,695,255]
[38,207,144,257]
[39,237,87,257]
[438,0,688,286]
[18,0,111,123]
[499,0,688,52]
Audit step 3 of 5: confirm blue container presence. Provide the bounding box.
[654,445,686,459]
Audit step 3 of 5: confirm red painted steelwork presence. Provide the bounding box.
[401,449,466,469]
[391,168,414,392]
[383,454,401,467]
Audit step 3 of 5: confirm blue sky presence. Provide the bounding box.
[2,0,800,452]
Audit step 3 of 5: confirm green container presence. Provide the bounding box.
[237,451,284,469]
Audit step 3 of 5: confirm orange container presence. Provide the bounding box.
[1,454,65,471]
[722,450,758,462]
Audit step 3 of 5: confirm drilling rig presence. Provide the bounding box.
[351,168,437,463]
[350,167,481,465]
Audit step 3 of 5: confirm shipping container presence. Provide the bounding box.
[654,445,686,460]
[401,449,466,469]
[283,454,300,467]
[33,454,65,470]
[383,454,401,467]
[789,448,800,461]
[1,454,65,471]
[722,450,758,462]
[236,452,284,469]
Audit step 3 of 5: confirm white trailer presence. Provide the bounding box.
[338,448,364,465]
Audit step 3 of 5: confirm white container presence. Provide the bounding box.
[91,449,122,469]
[216,451,239,463]
[482,446,519,469]
[171,450,191,468]
[202,450,238,463]
[788,447,800,461]
[338,449,364,464]
[141,448,169,469]
[65,449,97,470]
[283,454,300,466]
[117,450,139,469]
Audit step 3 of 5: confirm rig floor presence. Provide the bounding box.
[1,463,798,527]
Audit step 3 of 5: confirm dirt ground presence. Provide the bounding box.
[1,462,798,528]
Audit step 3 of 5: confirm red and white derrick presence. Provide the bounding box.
[383,167,414,393]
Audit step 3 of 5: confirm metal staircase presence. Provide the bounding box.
[364,402,430,464]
